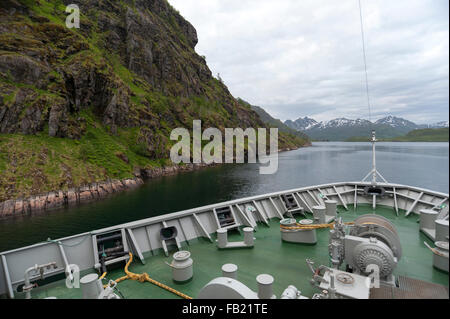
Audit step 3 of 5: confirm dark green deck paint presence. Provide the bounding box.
[29,204,448,299]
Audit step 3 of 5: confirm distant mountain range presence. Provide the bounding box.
[285,117,318,131]
[426,121,450,129]
[284,115,449,141]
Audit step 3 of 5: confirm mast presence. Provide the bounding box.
[358,0,388,210]
[362,134,387,186]
[371,130,377,185]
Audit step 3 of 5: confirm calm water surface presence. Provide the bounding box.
[0,142,448,251]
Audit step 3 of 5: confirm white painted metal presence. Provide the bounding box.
[256,274,274,299]
[319,269,370,299]
[1,255,13,299]
[198,277,258,299]
[312,205,326,224]
[296,192,312,213]
[280,219,317,244]
[222,264,238,279]
[234,205,255,228]
[80,273,103,299]
[307,190,321,206]
[435,219,449,242]
[0,181,448,298]
[192,213,213,242]
[393,187,399,215]
[168,251,193,282]
[361,131,388,187]
[406,192,424,217]
[252,201,269,225]
[333,186,348,210]
[269,197,284,219]
[127,229,145,264]
[243,227,255,246]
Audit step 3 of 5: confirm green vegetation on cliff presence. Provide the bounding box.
[0,0,309,201]
[237,98,310,149]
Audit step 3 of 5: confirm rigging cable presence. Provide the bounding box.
[358,0,372,127]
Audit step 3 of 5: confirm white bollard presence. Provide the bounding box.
[312,205,326,224]
[80,273,103,299]
[170,251,194,283]
[256,274,274,299]
[435,220,449,242]
[217,228,228,249]
[222,264,238,279]
[324,200,337,218]
[420,209,439,230]
[243,227,254,246]
[433,241,449,273]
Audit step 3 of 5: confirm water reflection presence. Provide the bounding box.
[0,142,448,251]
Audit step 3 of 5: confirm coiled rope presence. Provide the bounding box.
[103,252,192,299]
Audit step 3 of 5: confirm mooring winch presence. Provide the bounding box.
[328,215,402,283]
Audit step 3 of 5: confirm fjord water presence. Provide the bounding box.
[0,142,448,252]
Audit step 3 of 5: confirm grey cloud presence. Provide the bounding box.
[168,0,449,124]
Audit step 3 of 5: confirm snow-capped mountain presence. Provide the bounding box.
[375,116,418,130]
[284,117,318,131]
[284,115,432,141]
[313,118,372,129]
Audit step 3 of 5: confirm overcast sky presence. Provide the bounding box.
[168,0,449,124]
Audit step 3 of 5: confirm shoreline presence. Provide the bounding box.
[0,146,306,219]
[0,163,215,219]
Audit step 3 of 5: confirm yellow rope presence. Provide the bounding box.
[280,221,354,230]
[103,252,193,299]
[429,247,446,257]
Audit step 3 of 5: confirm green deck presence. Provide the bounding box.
[29,204,448,299]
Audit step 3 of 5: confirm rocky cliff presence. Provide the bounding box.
[0,0,308,207]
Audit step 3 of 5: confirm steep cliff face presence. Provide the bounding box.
[0,0,257,135]
[0,0,308,202]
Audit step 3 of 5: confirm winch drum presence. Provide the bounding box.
[350,214,402,260]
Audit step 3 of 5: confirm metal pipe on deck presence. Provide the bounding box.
[23,262,57,299]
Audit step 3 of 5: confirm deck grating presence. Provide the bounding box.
[371,276,449,299]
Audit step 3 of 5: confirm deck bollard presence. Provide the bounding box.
[80,273,103,299]
[435,220,449,242]
[256,274,275,299]
[312,205,326,224]
[243,227,255,246]
[169,251,193,283]
[433,241,449,273]
[325,200,338,218]
[217,228,228,249]
[222,264,238,279]
[420,209,439,231]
